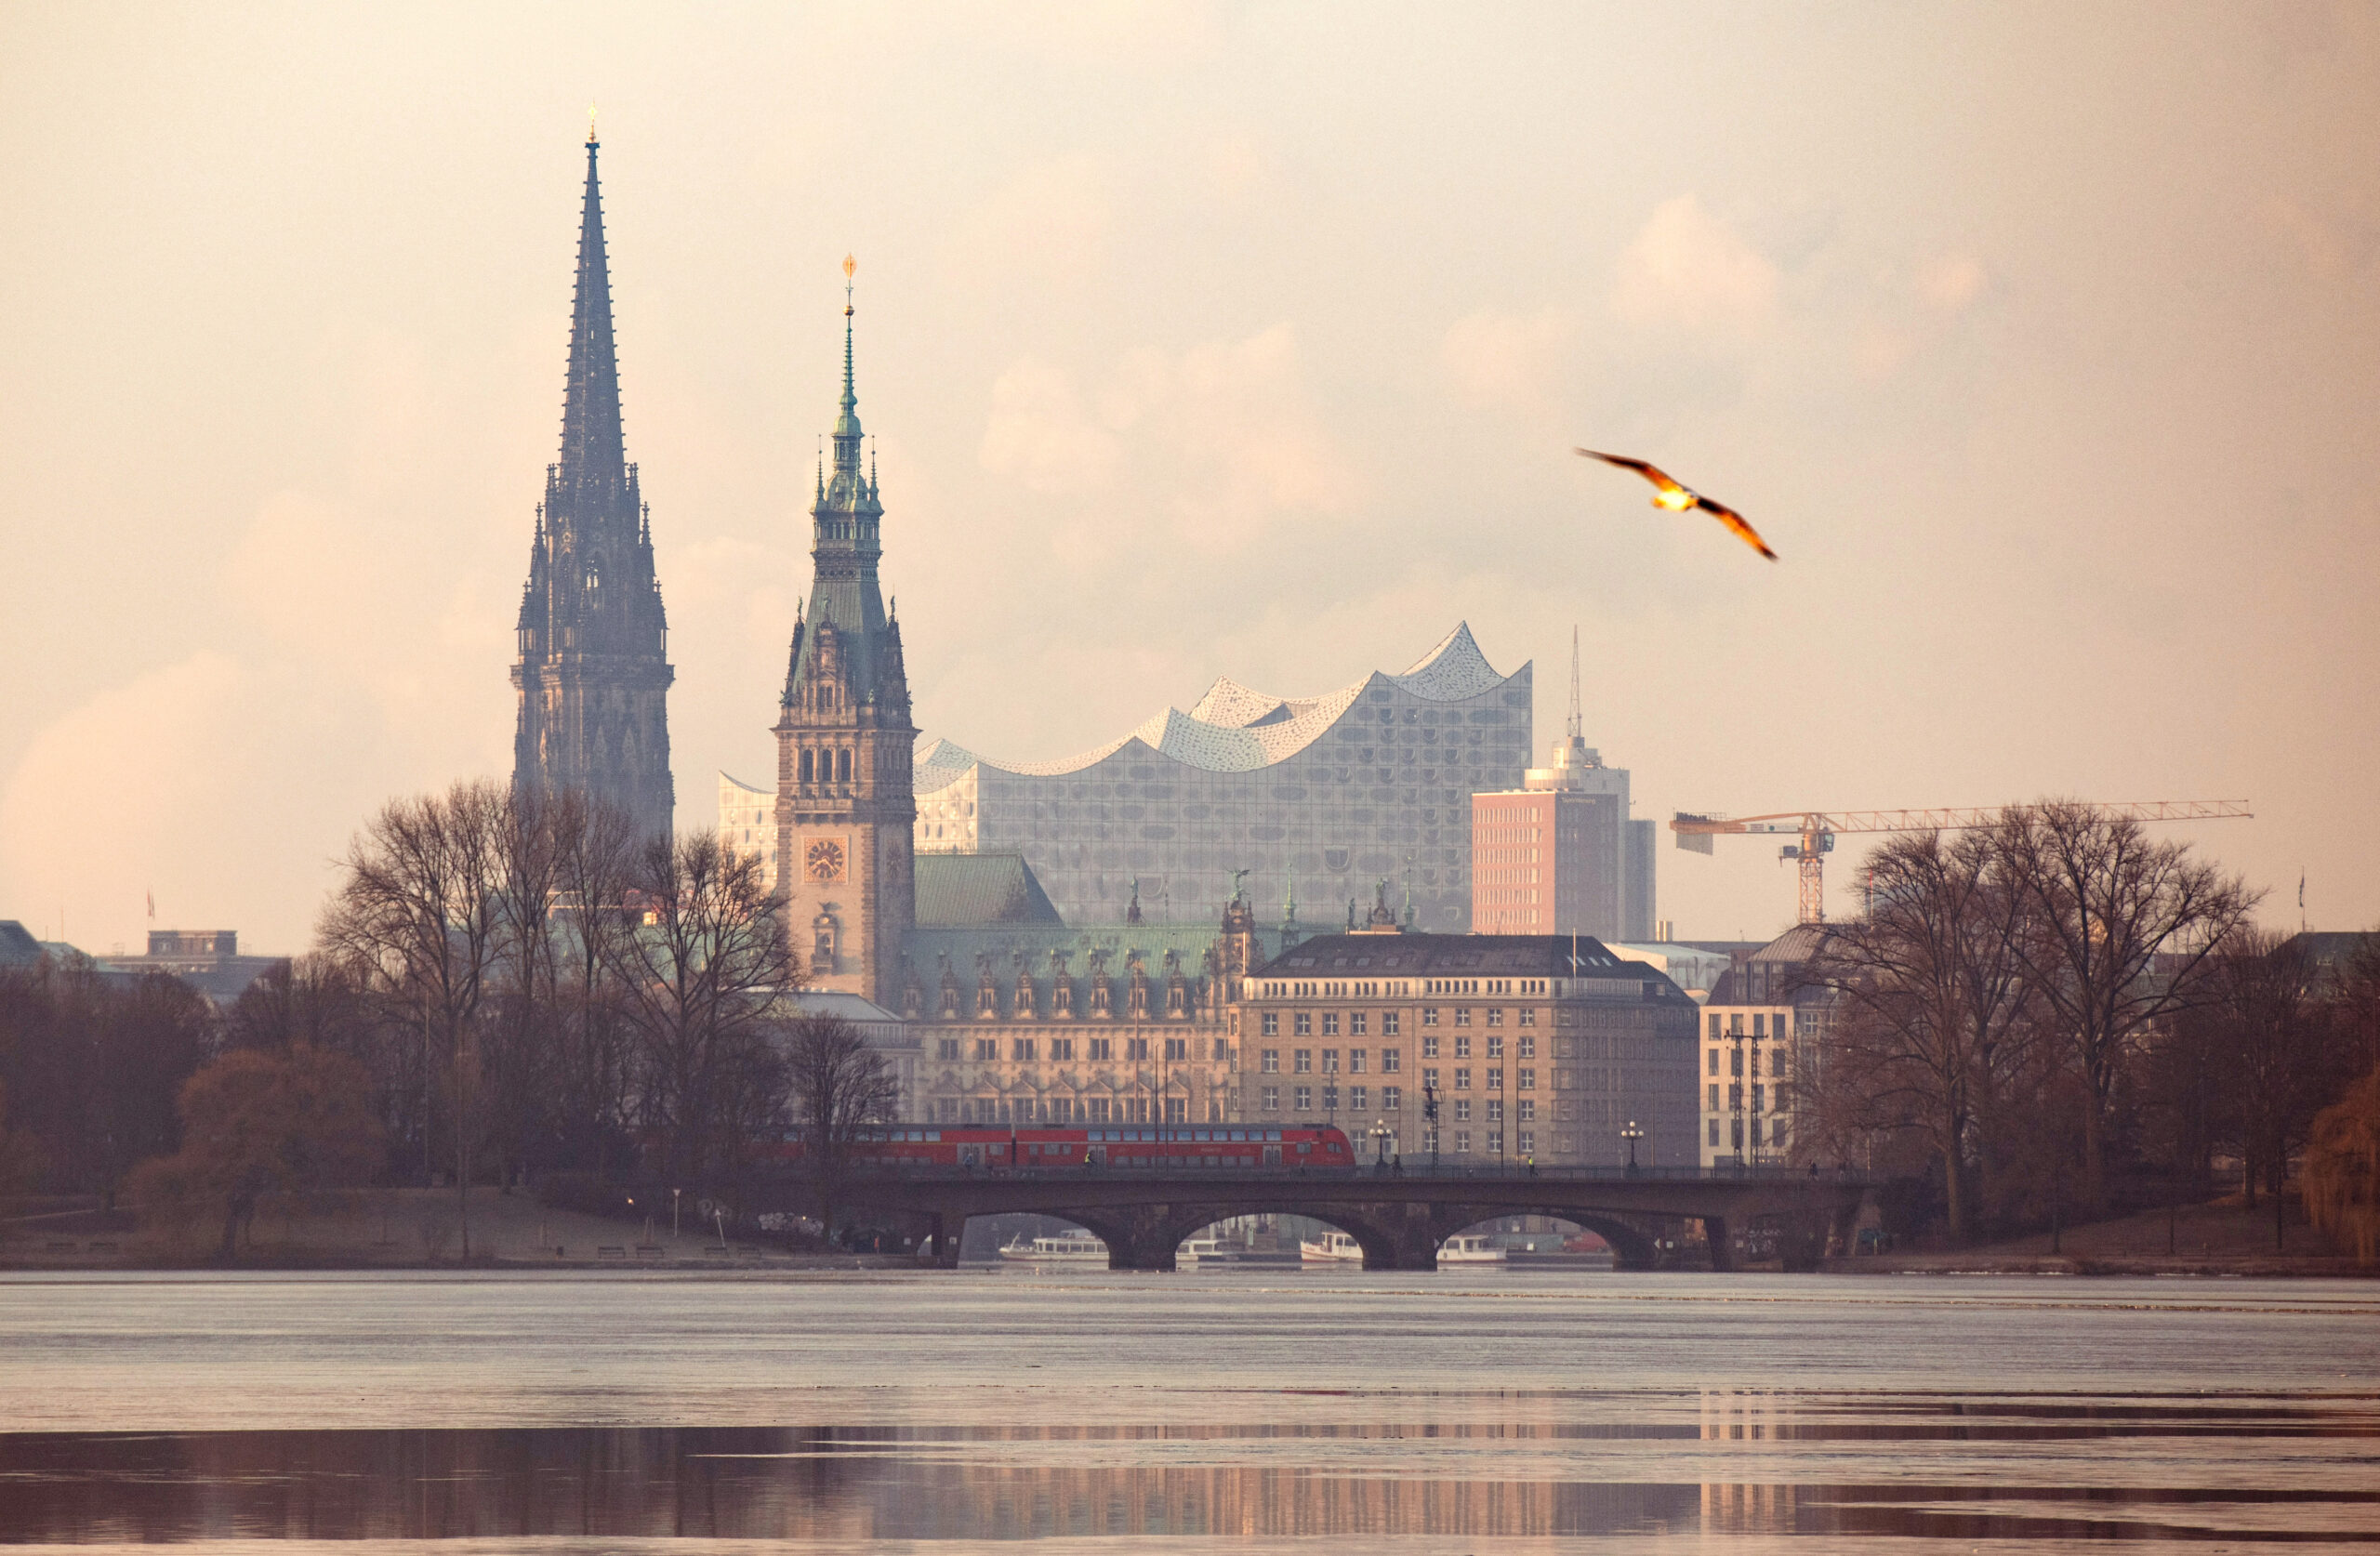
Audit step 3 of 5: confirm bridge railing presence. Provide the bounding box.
[822,1162,1870,1186]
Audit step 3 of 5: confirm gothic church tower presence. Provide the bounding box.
[774,262,915,1002]
[511,128,675,839]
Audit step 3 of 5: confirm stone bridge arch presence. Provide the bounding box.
[1427,1206,1659,1271]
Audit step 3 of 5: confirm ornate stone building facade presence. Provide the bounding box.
[772,269,916,1004]
[511,130,675,839]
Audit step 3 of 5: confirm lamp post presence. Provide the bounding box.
[1423,1081,1441,1169]
[1369,1119,1393,1172]
[1620,1119,1644,1175]
[672,1187,681,1241]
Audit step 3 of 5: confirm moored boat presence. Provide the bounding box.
[1436,1234,1509,1265]
[998,1230,1109,1264]
[1300,1232,1365,1263]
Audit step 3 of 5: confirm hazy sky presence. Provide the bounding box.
[4,2,2375,955]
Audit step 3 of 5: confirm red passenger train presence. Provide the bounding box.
[768,1124,1357,1170]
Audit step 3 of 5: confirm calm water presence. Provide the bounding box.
[0,1270,2374,1551]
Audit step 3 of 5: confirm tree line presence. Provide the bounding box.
[1797,800,2380,1247]
[1,781,898,1255]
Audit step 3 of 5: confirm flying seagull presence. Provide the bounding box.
[1574,448,1778,560]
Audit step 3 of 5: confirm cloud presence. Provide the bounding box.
[1916,254,1988,310]
[945,155,1113,292]
[1441,306,1583,419]
[978,324,1360,555]
[1611,195,1779,336]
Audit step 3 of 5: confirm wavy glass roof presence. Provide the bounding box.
[915,623,1513,786]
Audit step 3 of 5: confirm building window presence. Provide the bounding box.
[1730,1047,1744,1076]
[1773,1048,1791,1079]
[1422,1067,1440,1090]
[1771,1119,1790,1148]
[1454,1035,1472,1059]
[1516,1130,1535,1154]
[1486,1067,1503,1090]
[1349,1012,1368,1036]
[1486,1100,1504,1124]
[1090,1037,1113,1061]
[1422,1008,1439,1027]
[1487,1009,1503,1027]
[1518,1009,1535,1028]
[1454,1067,1472,1090]
[1263,1087,1280,1111]
[1455,1008,1472,1027]
[1322,1048,1339,1074]
[1051,1038,1073,1061]
[973,1038,998,1061]
[1294,1086,1312,1111]
[1709,1118,1720,1146]
[1212,1038,1231,1062]
[1129,1038,1151,1061]
[1708,1083,1720,1111]
[1454,1130,1472,1153]
[1454,1100,1473,1123]
[1261,1012,1279,1037]
[1321,1013,1340,1036]
[1487,1035,1503,1060]
[1517,1035,1536,1060]
[1517,1099,1536,1123]
[1349,1085,1368,1112]
[1422,1035,1440,1059]
[1294,1049,1312,1074]
[1382,1011,1401,1035]
[1381,1048,1401,1073]
[1517,1067,1535,1089]
[1731,1117,1744,1149]
[1012,1038,1036,1062]
[937,1039,960,1061]
[1321,1085,1338,1111]
[1293,1012,1312,1036]
[1262,1048,1280,1074]
[1382,1086,1401,1111]
[1752,1083,1765,1113]
[1166,1036,1187,1062]
[1348,1048,1367,1074]
[1709,1013,1722,1039]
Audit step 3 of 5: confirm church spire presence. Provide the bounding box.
[832,254,862,476]
[1567,625,1583,744]
[556,124,626,505]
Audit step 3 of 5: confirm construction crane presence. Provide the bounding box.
[1671,800,2254,926]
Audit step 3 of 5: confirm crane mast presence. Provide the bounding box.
[1670,799,2253,925]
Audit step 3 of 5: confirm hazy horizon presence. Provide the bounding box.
[4,3,2374,954]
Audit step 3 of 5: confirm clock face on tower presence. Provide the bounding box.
[806,837,849,884]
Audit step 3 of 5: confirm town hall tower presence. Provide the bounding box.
[774,261,915,1002]
[511,127,675,838]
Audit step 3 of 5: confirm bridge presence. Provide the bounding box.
[800,1165,1871,1272]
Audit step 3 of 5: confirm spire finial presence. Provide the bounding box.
[587,102,598,147]
[1567,624,1582,743]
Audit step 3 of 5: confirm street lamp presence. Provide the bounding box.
[1369,1119,1393,1171]
[1620,1119,1644,1174]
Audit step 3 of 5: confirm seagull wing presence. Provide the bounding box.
[1574,447,1687,498]
[1694,495,1778,561]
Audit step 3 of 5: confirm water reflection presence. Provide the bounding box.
[4,1401,2375,1545]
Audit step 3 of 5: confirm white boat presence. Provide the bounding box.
[1436,1234,1509,1265]
[998,1230,1109,1264]
[1177,1236,1228,1267]
[1301,1232,1365,1263]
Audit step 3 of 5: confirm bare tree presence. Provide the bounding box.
[615,829,800,1185]
[1996,801,2257,1209]
[549,790,642,1179]
[784,1012,900,1244]
[320,779,508,1255]
[1806,828,2038,1241]
[2199,930,2346,1227]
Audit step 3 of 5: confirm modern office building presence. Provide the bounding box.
[912,625,1533,936]
[1232,913,1699,1167]
[1470,634,1654,942]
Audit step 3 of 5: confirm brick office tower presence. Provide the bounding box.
[774,263,915,1002]
[511,128,676,840]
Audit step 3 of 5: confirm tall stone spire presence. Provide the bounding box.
[557,126,627,508]
[511,125,675,841]
[1567,625,1582,744]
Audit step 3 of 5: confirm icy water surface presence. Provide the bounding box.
[0,1270,2373,1551]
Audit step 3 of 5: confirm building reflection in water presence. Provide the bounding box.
[1698,1389,1801,1537]
[0,1422,1714,1543]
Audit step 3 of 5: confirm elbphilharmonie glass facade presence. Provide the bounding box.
[913,625,1532,932]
